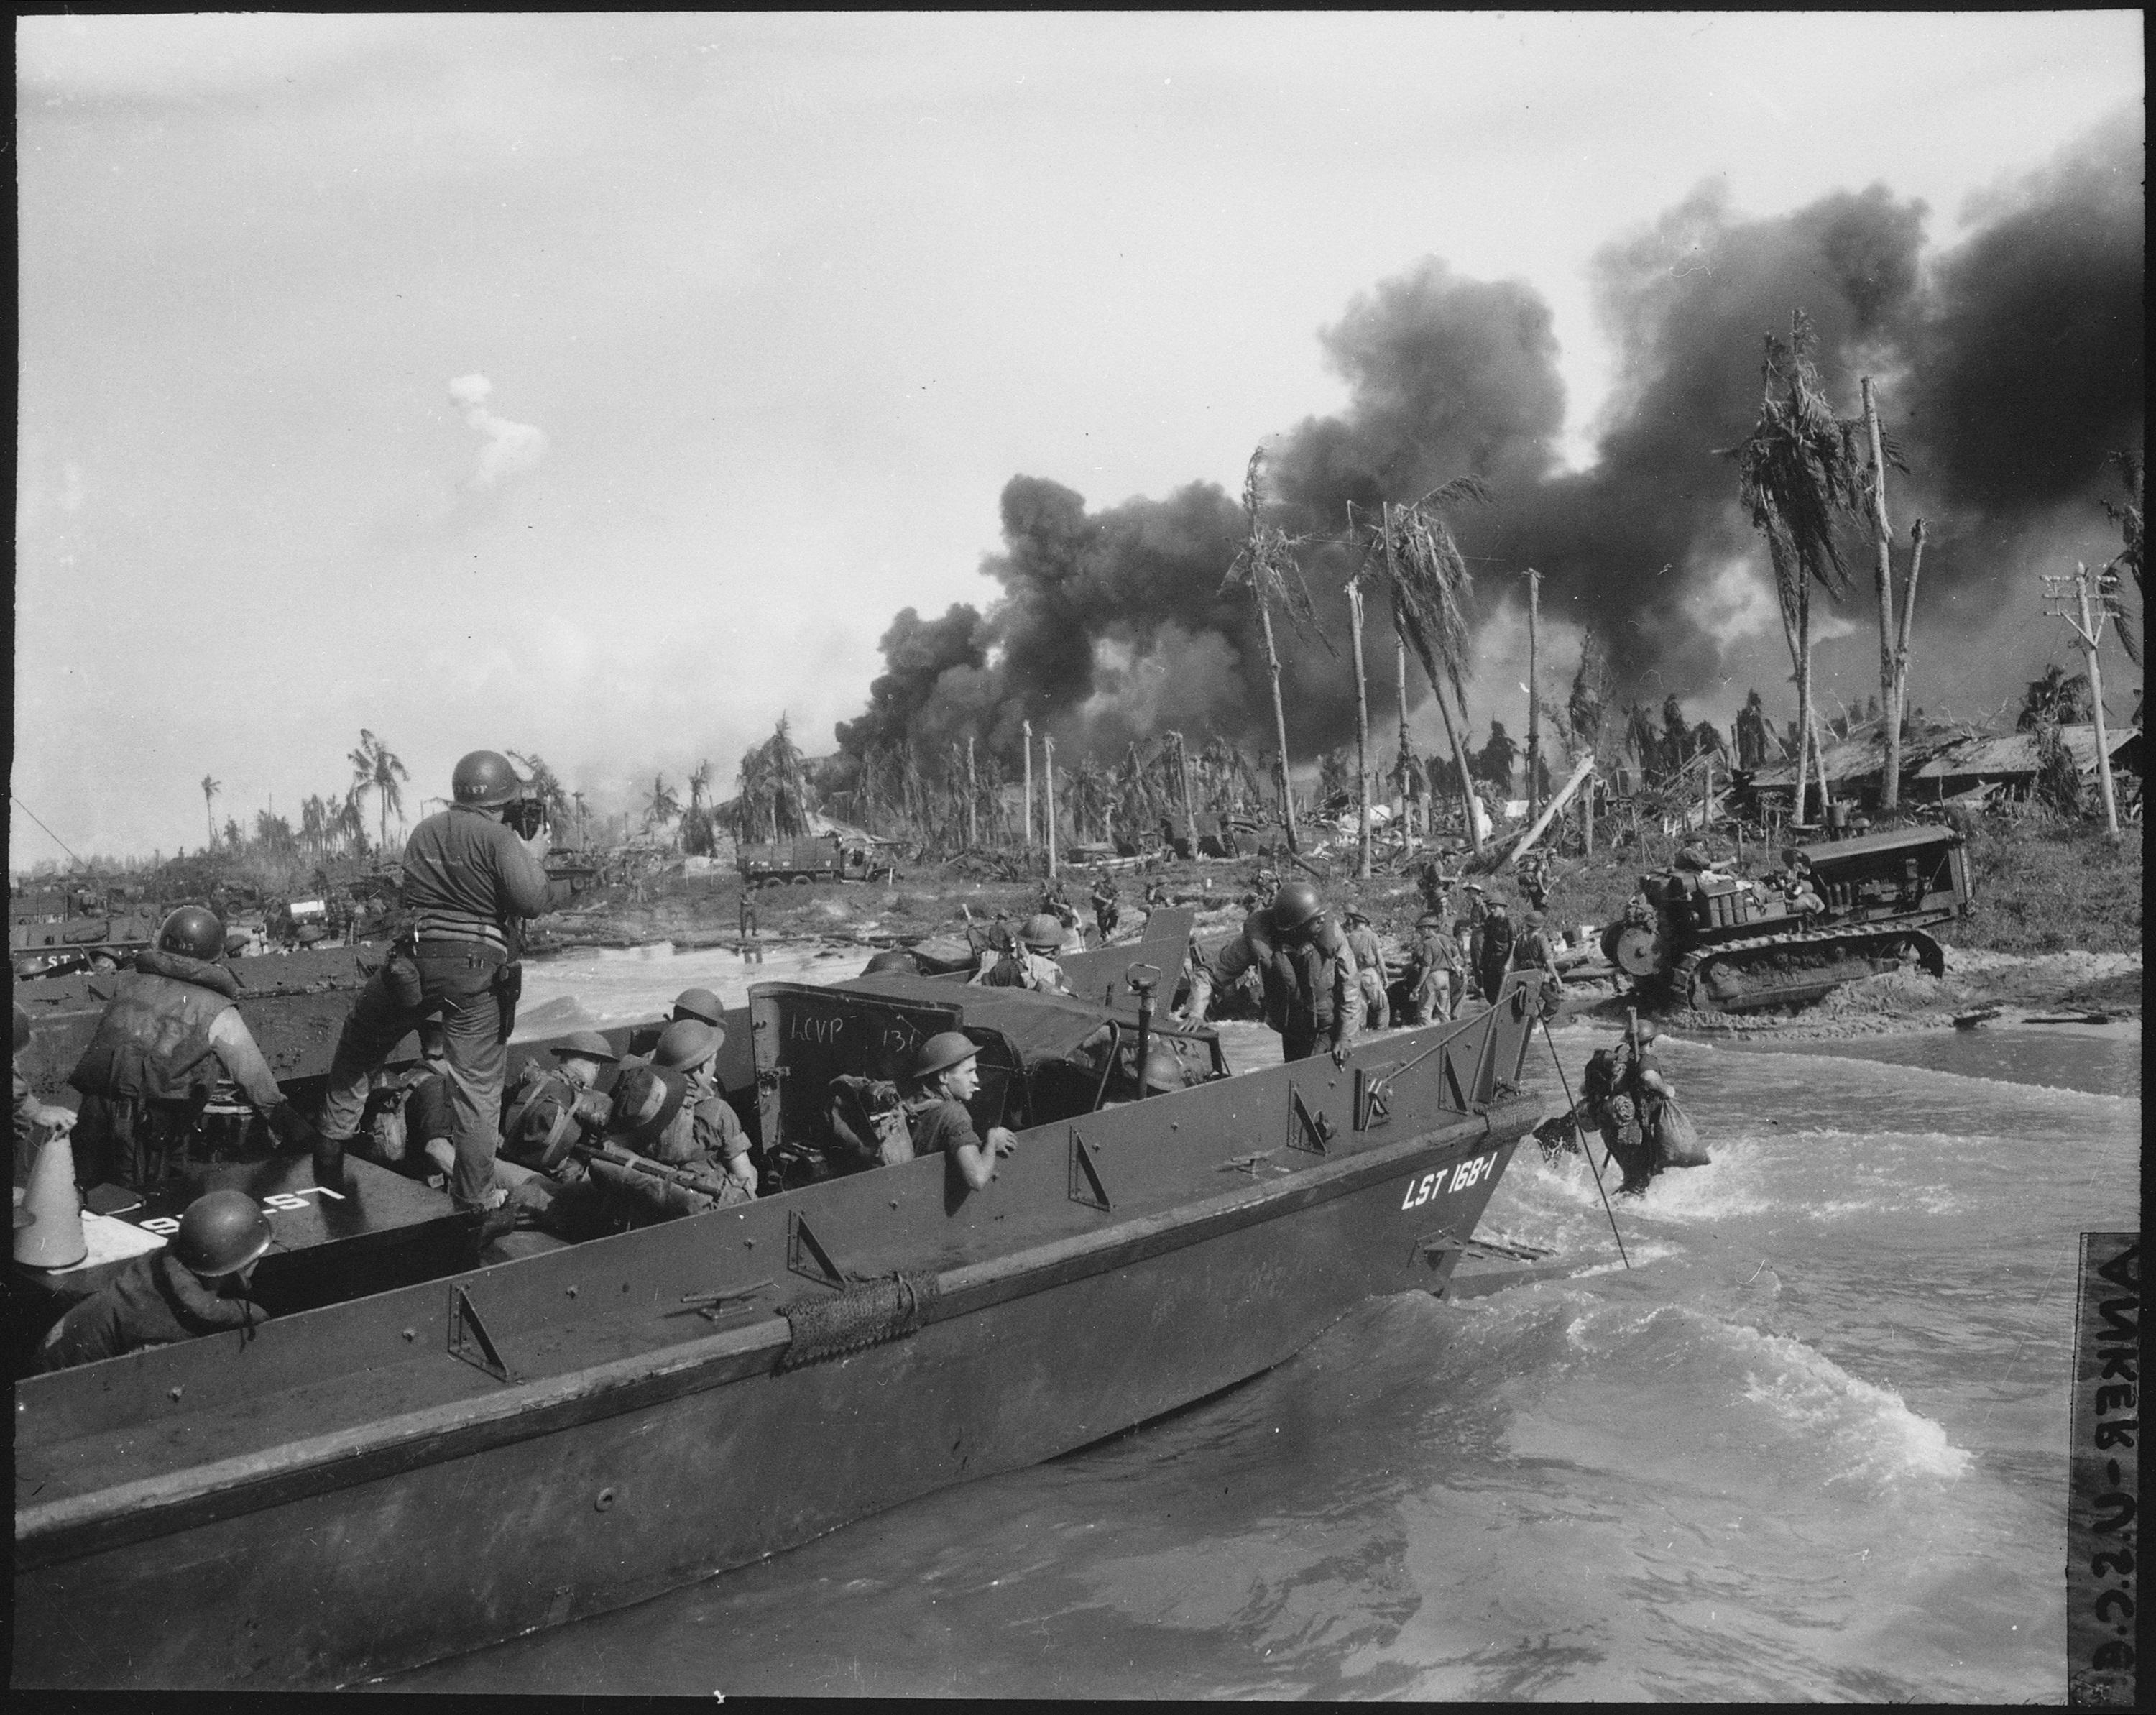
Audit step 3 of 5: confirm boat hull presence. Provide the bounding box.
[16,986,1543,1690]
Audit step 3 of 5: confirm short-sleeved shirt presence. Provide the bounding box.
[903,1095,983,1162]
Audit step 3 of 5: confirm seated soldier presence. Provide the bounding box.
[903,1032,1018,1192]
[499,1030,619,1169]
[1098,1040,1200,1106]
[625,986,727,1059]
[35,1190,271,1372]
[510,1020,755,1243]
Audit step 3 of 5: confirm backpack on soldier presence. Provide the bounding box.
[825,1074,915,1169]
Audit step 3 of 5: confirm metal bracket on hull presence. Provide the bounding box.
[446,1285,516,1384]
[1068,1128,1112,1211]
[787,1212,847,1289]
[1286,1086,1335,1155]
[1354,1065,1398,1131]
[1418,1232,1554,1266]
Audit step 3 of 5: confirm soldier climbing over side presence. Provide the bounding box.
[1180,880,1353,1065]
[1473,896,1517,1006]
[315,750,553,1214]
[1578,1018,1679,1195]
[1509,910,1566,1018]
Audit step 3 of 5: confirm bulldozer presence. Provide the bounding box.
[1601,823,1973,1013]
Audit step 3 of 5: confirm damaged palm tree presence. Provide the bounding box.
[1374,477,1489,853]
[1720,312,1871,827]
[1224,448,1332,852]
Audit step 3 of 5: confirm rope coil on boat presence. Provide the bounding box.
[778,1271,941,1369]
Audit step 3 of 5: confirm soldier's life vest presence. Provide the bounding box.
[1478,914,1516,977]
[1247,921,1342,1036]
[68,951,242,1107]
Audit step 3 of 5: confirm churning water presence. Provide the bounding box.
[397,945,2139,1700]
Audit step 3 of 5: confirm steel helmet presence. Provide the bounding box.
[601,1062,680,1144]
[913,1031,980,1082]
[1524,911,1545,929]
[1415,912,1443,930]
[157,904,226,962]
[13,1003,29,1054]
[1342,906,1368,924]
[1633,1019,1659,1045]
[553,1029,619,1066]
[1269,880,1324,933]
[862,950,916,975]
[671,987,724,1026]
[1020,913,1064,950]
[451,750,525,809]
[170,1190,274,1278]
[1141,1043,1189,1093]
[653,1019,721,1072]
[1486,897,1510,912]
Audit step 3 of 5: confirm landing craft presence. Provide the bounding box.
[11,949,1546,1689]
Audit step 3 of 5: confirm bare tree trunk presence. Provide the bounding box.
[1795,578,1816,824]
[1526,568,1542,822]
[1256,596,1298,852]
[965,736,978,850]
[1021,721,1033,853]
[1385,505,1481,851]
[1862,379,1902,809]
[1173,732,1197,856]
[1044,735,1058,876]
[1394,627,1415,846]
[2075,565,2122,837]
[1347,578,1372,878]
[1891,519,1927,759]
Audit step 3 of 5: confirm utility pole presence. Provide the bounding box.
[1345,575,1373,878]
[1861,378,1903,809]
[2044,564,2122,836]
[1524,566,1543,823]
[1022,720,1034,853]
[965,735,978,850]
[1043,732,1059,876]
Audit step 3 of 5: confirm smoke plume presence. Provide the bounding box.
[842,108,2142,769]
[449,373,548,489]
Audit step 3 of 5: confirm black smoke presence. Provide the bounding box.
[840,108,2142,768]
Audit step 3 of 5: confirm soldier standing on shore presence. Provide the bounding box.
[315,751,553,1214]
[1404,913,1459,1026]
[1340,906,1390,1031]
[1089,870,1121,944]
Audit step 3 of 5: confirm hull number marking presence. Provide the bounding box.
[1401,1152,1496,1210]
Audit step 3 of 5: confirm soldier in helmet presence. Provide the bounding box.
[903,1032,1019,1192]
[625,986,727,1059]
[1473,896,1518,1006]
[971,914,1072,994]
[34,1188,272,1372]
[1508,909,1566,1019]
[499,1030,619,1171]
[315,751,554,1213]
[67,906,327,1192]
[1579,1018,1676,1195]
[1340,906,1390,1032]
[1404,913,1460,1026]
[1181,879,1353,1065]
[1089,868,1122,944]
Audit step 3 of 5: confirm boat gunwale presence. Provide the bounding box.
[17,1095,1532,1568]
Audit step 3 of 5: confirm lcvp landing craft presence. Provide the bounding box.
[14,909,1546,1690]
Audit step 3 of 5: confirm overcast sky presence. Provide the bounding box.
[12,12,2145,863]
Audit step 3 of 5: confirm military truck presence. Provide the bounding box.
[737,832,898,888]
[1601,823,1973,1013]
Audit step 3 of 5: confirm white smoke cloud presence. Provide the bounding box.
[448,373,547,489]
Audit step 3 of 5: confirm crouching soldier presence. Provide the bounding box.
[1182,881,1353,1065]
[35,1189,270,1372]
[499,1031,619,1169]
[68,906,328,1193]
[904,1032,1019,1192]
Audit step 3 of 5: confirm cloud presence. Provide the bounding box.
[448,374,548,489]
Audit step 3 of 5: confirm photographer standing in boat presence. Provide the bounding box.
[315,750,553,1213]
[1180,880,1353,1065]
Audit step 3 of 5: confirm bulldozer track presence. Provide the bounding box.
[1675,917,1948,1013]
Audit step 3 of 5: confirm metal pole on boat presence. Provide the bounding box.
[1540,1016,1630,1269]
